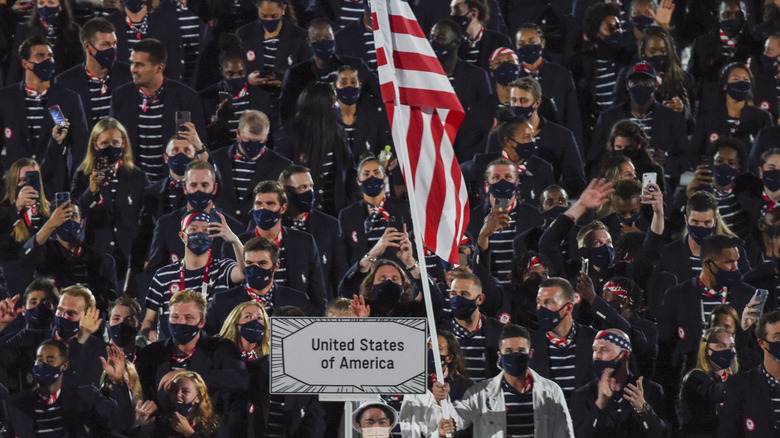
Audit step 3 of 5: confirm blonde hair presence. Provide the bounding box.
[2,158,50,242]
[168,371,218,435]
[60,285,96,311]
[77,118,135,176]
[219,302,271,357]
[100,360,142,402]
[169,290,207,320]
[577,221,609,249]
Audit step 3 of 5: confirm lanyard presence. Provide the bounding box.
[180,250,211,299]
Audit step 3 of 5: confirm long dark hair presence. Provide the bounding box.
[256,0,297,25]
[597,120,657,174]
[288,82,349,176]
[27,0,77,32]
[638,26,689,108]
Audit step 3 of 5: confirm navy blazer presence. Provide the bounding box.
[467,201,544,246]
[145,206,244,273]
[451,59,492,112]
[691,105,773,172]
[6,19,83,85]
[212,145,293,225]
[658,237,752,284]
[227,227,327,315]
[0,82,89,185]
[282,209,345,297]
[334,16,375,69]
[530,60,584,147]
[341,101,393,161]
[53,61,133,126]
[461,151,555,206]
[199,82,276,149]
[718,365,780,437]
[130,177,187,272]
[205,283,313,334]
[236,19,312,76]
[456,28,512,72]
[437,314,502,380]
[106,9,184,81]
[337,196,412,267]
[110,79,207,160]
[279,53,381,121]
[529,322,597,391]
[751,124,780,173]
[71,166,149,266]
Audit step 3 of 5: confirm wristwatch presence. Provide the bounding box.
[195,146,207,155]
[634,402,648,414]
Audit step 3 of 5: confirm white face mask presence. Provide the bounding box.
[361,426,392,438]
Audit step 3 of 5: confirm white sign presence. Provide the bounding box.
[270,317,428,394]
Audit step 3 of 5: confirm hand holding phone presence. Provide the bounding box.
[493,198,510,211]
[175,111,191,139]
[641,172,657,192]
[751,289,769,316]
[48,105,67,126]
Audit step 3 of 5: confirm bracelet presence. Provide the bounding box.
[195,147,207,155]
[406,260,420,270]
[634,402,648,414]
[362,254,377,264]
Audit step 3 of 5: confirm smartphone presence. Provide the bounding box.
[642,172,657,192]
[581,258,589,274]
[752,289,769,316]
[175,111,191,138]
[389,215,404,230]
[700,156,714,169]
[218,91,232,102]
[48,105,66,126]
[25,171,40,193]
[209,211,221,235]
[493,198,510,210]
[55,192,70,208]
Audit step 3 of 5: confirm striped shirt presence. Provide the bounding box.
[226,89,250,133]
[176,2,201,84]
[339,0,364,29]
[85,70,113,124]
[489,205,518,285]
[137,97,165,181]
[464,28,483,65]
[629,112,653,141]
[125,15,149,49]
[339,119,357,152]
[451,316,487,380]
[715,190,748,238]
[319,151,336,214]
[761,364,780,427]
[502,377,535,438]
[146,258,236,336]
[231,145,263,202]
[33,392,64,437]
[266,394,286,438]
[364,201,389,247]
[25,92,47,147]
[699,277,729,321]
[263,36,279,71]
[593,58,617,110]
[363,27,377,70]
[547,325,577,400]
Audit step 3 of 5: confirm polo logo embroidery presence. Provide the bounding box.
[709,133,719,143]
[3,128,10,139]
[746,418,754,431]
[678,327,685,339]
[246,50,256,62]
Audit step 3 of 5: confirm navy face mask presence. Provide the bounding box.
[239,139,265,158]
[628,84,655,105]
[687,224,714,245]
[372,280,403,309]
[645,54,667,73]
[186,232,211,255]
[239,319,265,344]
[512,139,536,160]
[762,54,780,74]
[709,261,741,289]
[253,208,281,230]
[763,169,780,192]
[536,305,565,332]
[336,86,361,105]
[708,347,735,370]
[509,104,535,120]
[720,18,742,37]
[33,361,64,387]
[124,0,146,13]
[169,322,200,345]
[429,40,454,63]
[30,58,55,82]
[517,44,542,64]
[725,81,751,102]
[91,45,117,70]
[223,77,246,95]
[450,294,478,320]
[500,352,530,377]
[108,321,138,348]
[492,62,519,86]
[618,213,640,227]
[542,206,568,226]
[603,30,623,50]
[310,40,335,60]
[175,402,194,418]
[713,164,738,187]
[53,316,80,339]
[287,189,314,213]
[38,5,60,24]
[56,219,82,243]
[590,244,615,270]
[245,264,273,290]
[98,146,124,165]
[360,176,385,197]
[451,13,470,34]
[630,14,655,32]
[593,357,619,379]
[25,304,53,329]
[185,190,213,211]
[167,153,193,176]
[764,338,780,362]
[488,179,516,200]
[260,17,282,32]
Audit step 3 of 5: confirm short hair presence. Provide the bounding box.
[131,38,167,65]
[307,17,333,34]
[80,17,115,43]
[169,290,207,320]
[60,285,96,311]
[19,36,52,60]
[760,147,780,167]
[38,339,69,361]
[707,136,746,169]
[184,160,217,184]
[612,179,642,200]
[432,19,462,41]
[686,191,719,217]
[243,237,280,265]
[253,180,288,205]
[709,304,740,330]
[279,165,311,186]
[451,271,483,292]
[357,156,386,176]
[518,22,545,41]
[325,297,352,317]
[577,221,608,249]
[237,110,270,136]
[498,323,532,349]
[24,278,59,307]
[756,310,780,340]
[699,235,739,262]
[584,2,622,41]
[217,33,245,67]
[484,158,519,182]
[508,77,542,102]
[539,277,575,303]
[108,296,142,320]
[462,0,489,25]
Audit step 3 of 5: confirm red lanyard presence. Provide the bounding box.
[179,250,211,297]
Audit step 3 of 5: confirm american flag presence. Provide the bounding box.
[370,0,469,264]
